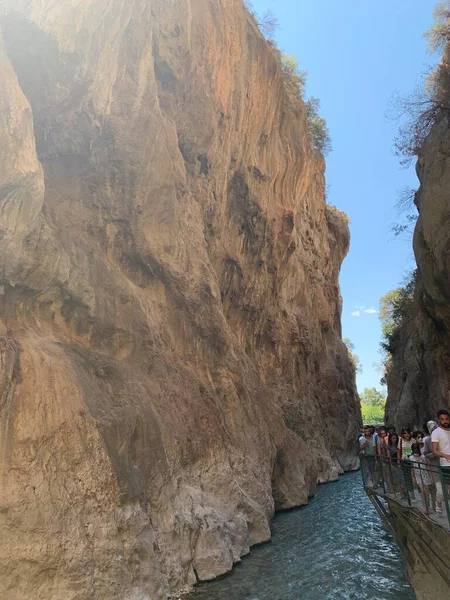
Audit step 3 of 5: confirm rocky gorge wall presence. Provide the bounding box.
[385,110,450,429]
[0,1,360,599]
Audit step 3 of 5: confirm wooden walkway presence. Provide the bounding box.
[365,484,450,531]
[364,485,450,594]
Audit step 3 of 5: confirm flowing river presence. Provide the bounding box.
[186,471,415,600]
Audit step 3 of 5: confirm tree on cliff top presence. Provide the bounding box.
[257,10,279,40]
[281,54,307,95]
[343,337,362,374]
[305,97,332,155]
[244,4,332,156]
[379,283,414,341]
[391,186,417,239]
[243,3,279,41]
[392,2,450,166]
[424,1,450,52]
[379,272,416,358]
[281,55,332,155]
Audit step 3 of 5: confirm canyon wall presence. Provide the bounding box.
[385,110,450,429]
[0,1,360,598]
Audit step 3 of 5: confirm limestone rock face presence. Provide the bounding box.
[0,1,360,598]
[385,113,450,429]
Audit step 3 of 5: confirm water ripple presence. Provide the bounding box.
[186,472,415,600]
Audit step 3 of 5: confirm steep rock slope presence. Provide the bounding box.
[385,111,450,429]
[0,1,360,598]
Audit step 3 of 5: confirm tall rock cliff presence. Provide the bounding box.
[0,1,360,598]
[385,111,450,429]
[385,42,450,429]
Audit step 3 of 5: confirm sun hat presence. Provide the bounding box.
[427,420,438,434]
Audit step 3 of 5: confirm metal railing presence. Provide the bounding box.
[360,454,450,525]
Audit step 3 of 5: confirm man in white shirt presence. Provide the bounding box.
[431,409,450,499]
[432,409,450,470]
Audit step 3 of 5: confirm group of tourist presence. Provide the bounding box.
[358,409,450,516]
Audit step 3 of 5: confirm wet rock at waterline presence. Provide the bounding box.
[0,1,360,598]
[186,473,415,600]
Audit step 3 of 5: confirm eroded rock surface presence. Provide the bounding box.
[385,111,450,429]
[0,1,360,598]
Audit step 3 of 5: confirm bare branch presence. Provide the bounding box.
[257,10,279,41]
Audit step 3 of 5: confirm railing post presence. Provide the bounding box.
[361,455,450,526]
[402,460,412,506]
[439,467,450,524]
[361,455,369,487]
[379,455,387,494]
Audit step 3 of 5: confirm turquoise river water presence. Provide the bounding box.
[186,471,415,600]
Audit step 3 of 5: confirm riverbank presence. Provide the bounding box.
[183,471,414,600]
[170,466,360,598]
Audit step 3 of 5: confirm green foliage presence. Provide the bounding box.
[343,337,362,374]
[351,354,363,374]
[361,404,385,425]
[245,5,332,157]
[379,285,414,340]
[360,387,386,424]
[281,54,299,74]
[280,56,332,155]
[424,2,450,52]
[360,387,386,407]
[306,97,332,155]
[281,54,307,96]
[379,288,404,340]
[379,272,416,356]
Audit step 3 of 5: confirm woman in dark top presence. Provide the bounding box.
[387,433,399,459]
[386,433,402,493]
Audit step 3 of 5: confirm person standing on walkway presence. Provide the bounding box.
[423,421,439,467]
[387,433,399,459]
[399,428,413,459]
[356,427,365,454]
[409,443,436,515]
[359,426,376,487]
[432,409,450,498]
[375,428,388,489]
[375,428,387,455]
[412,430,424,451]
[423,420,442,513]
[387,433,400,494]
[399,428,415,499]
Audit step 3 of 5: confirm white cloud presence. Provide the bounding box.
[351,304,377,316]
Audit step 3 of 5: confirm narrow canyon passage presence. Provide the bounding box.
[186,472,415,600]
[2,1,450,599]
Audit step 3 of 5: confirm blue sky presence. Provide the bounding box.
[250,0,437,393]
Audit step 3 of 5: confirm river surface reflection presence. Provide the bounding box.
[186,471,415,600]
